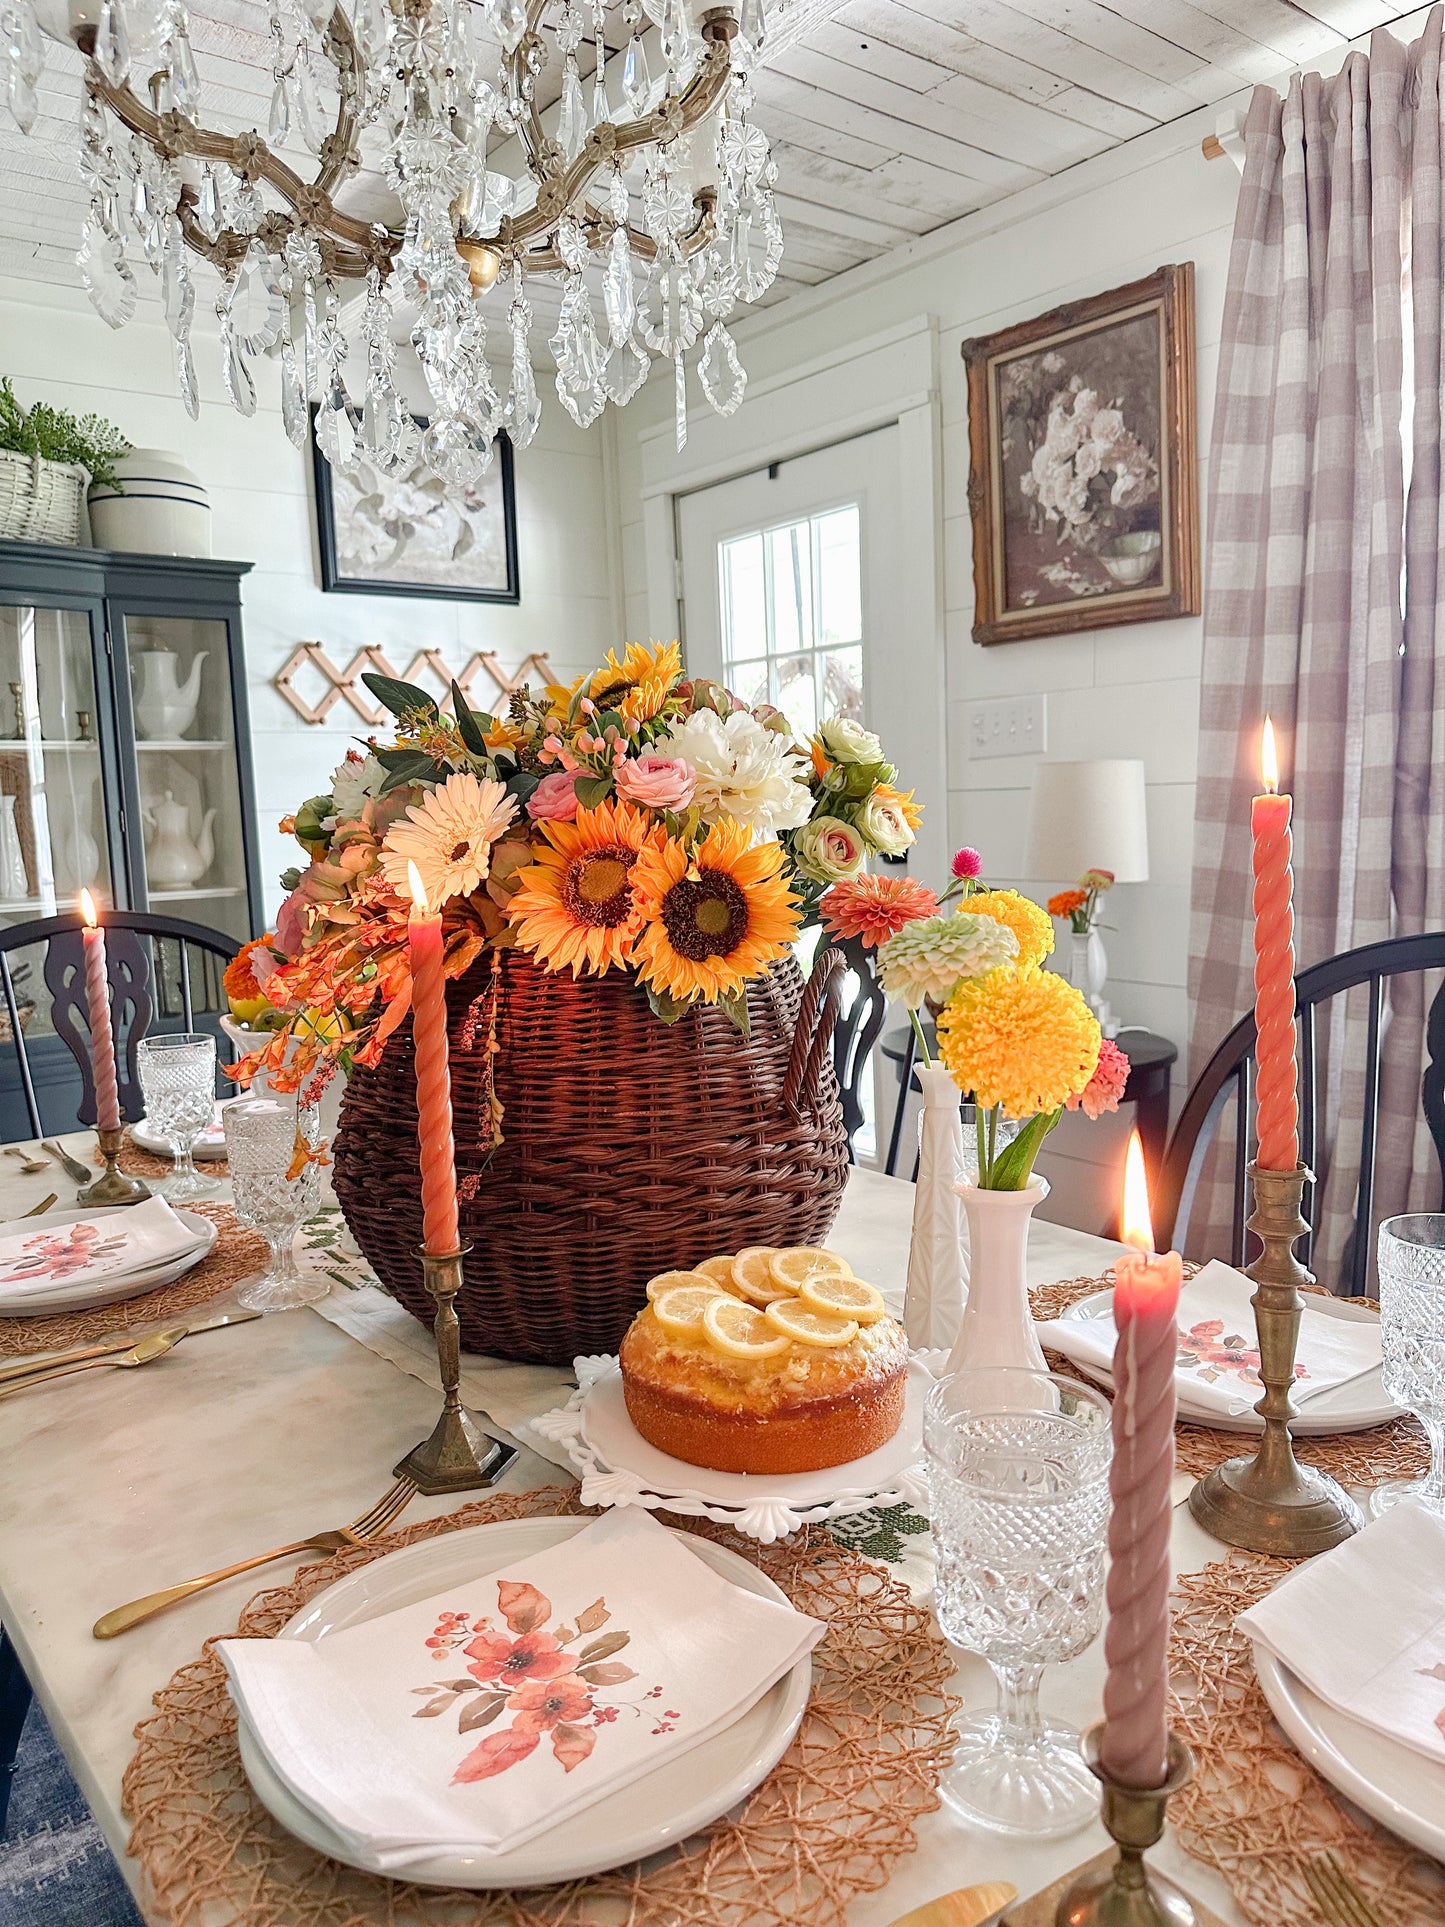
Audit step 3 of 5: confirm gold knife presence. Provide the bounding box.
[0,1307,261,1386]
[0,1327,184,1396]
[885,1882,1018,1927]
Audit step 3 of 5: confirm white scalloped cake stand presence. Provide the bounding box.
[530,1351,947,1544]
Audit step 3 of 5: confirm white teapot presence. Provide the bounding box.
[143,790,215,890]
[133,649,207,740]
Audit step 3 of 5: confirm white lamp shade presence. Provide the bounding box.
[1021,760,1149,884]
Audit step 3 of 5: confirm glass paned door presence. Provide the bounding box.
[719,505,863,741]
[120,614,252,942]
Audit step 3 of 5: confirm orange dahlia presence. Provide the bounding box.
[631,819,801,1005]
[507,798,660,977]
[820,874,938,949]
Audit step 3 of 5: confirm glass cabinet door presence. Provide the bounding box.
[119,613,252,943]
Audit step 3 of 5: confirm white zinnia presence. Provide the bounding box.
[655,709,812,837]
[330,750,386,821]
[877,912,1018,1010]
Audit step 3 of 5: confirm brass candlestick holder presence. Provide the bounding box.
[1188,1162,1361,1557]
[78,1126,151,1206]
[394,1244,516,1494]
[1054,1727,1198,1927]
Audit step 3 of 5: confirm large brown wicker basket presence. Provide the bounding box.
[332,945,850,1364]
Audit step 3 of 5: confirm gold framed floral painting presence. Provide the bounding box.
[962,263,1199,645]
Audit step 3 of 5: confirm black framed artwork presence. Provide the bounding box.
[310,411,520,603]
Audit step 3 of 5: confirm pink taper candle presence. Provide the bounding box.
[1100,1131,1183,1789]
[1251,717,1301,1172]
[79,890,121,1134]
[406,861,460,1257]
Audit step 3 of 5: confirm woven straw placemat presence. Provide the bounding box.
[122,1487,961,1927]
[0,1202,264,1356]
[114,1140,231,1180]
[1170,1553,1445,1926]
[1031,1274,1427,1489]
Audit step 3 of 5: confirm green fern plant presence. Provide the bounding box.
[0,378,131,492]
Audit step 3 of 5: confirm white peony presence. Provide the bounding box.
[655,709,813,837]
[329,750,386,822]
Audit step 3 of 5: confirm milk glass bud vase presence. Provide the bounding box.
[903,1064,970,1350]
[945,1177,1050,1376]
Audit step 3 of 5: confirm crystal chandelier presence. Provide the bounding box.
[3,0,798,484]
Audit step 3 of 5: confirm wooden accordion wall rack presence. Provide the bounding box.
[273,644,557,726]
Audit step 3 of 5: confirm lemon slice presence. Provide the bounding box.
[693,1254,745,1295]
[646,1268,719,1302]
[703,1295,789,1359]
[769,1246,854,1291]
[763,1299,859,1347]
[798,1273,886,1324]
[730,1246,796,1305]
[650,1284,728,1335]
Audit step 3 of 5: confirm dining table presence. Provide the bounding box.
[0,1141,1262,1926]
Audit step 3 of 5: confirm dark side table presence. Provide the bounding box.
[880,1024,1178,1187]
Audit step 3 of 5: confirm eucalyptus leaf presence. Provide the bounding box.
[379,751,447,794]
[361,671,438,720]
[450,680,490,757]
[718,987,751,1040]
[987,1109,1059,1191]
[505,769,540,806]
[645,983,690,1025]
[574,773,614,809]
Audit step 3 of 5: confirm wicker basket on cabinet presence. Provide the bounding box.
[0,451,88,545]
[332,944,851,1365]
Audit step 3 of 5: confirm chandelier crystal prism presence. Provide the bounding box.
[11,0,807,482]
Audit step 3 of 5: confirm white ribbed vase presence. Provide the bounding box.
[944,1177,1050,1376]
[902,1063,970,1350]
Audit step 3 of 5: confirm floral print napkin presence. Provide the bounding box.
[219,1508,822,1868]
[0,1195,199,1303]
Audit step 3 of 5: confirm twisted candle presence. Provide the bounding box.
[80,892,120,1134]
[407,866,460,1257]
[1252,722,1300,1173]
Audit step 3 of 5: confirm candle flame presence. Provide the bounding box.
[79,888,98,928]
[406,860,429,916]
[1121,1130,1155,1254]
[1261,716,1279,795]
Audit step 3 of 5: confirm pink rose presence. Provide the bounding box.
[614,754,696,812]
[526,769,581,822]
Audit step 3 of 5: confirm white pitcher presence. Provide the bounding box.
[133,650,207,739]
[143,790,215,889]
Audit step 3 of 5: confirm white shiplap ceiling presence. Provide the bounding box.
[0,0,1429,315]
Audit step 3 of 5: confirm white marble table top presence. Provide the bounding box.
[0,1145,1241,1926]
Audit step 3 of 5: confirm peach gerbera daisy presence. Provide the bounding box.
[379,772,517,908]
[820,874,938,949]
[507,799,660,977]
[631,818,801,1006]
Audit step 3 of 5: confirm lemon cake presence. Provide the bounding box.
[618,1246,908,1475]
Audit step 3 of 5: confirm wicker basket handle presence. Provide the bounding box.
[783,944,847,1119]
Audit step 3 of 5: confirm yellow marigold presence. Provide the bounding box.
[965,889,1054,971]
[937,969,1101,1117]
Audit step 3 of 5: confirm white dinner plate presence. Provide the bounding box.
[128,1100,233,1160]
[234,1515,812,1888]
[0,1204,216,1317]
[1057,1287,1400,1434]
[1254,1646,1445,1860]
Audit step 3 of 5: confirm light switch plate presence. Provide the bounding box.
[968,694,1047,759]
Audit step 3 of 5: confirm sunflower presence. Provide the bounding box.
[965,888,1055,972]
[507,799,659,977]
[631,819,801,1005]
[379,772,517,908]
[577,641,683,724]
[937,968,1101,1117]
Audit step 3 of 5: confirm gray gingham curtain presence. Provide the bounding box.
[1187,11,1445,1279]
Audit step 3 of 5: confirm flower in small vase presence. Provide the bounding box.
[793,814,868,884]
[527,769,582,823]
[876,911,1018,1009]
[938,969,1101,1118]
[857,789,915,856]
[818,715,883,766]
[966,888,1056,972]
[820,874,938,949]
[951,846,983,881]
[1048,886,1092,934]
[654,708,812,837]
[631,819,801,1005]
[614,753,696,812]
[1066,1036,1130,1119]
[379,771,518,907]
[508,799,660,977]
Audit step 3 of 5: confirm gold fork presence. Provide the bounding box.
[93,1476,418,1638]
[1301,1854,1386,1927]
[0,1328,184,1396]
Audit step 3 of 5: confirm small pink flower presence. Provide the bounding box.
[527,769,582,823]
[1066,1037,1130,1120]
[614,753,696,812]
[952,847,983,881]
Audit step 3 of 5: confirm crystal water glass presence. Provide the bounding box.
[925,1367,1113,1837]
[136,1031,221,1200]
[1373,1214,1445,1519]
[224,1095,328,1314]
